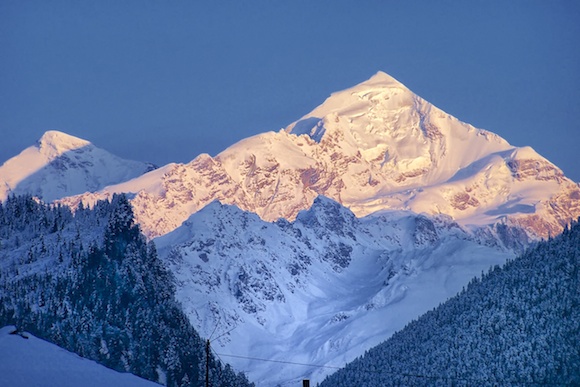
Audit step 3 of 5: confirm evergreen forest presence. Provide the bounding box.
[321,219,580,386]
[0,194,253,387]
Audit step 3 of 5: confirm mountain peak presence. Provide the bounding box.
[1,130,154,203]
[61,72,580,241]
[292,71,413,123]
[357,71,407,89]
[37,131,92,158]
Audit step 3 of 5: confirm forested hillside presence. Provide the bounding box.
[0,194,253,387]
[321,219,580,386]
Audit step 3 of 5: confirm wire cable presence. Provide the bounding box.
[216,353,342,370]
[208,315,221,341]
[212,324,238,342]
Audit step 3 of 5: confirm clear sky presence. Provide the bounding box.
[1,1,579,181]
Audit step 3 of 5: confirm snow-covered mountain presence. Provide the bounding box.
[0,326,161,387]
[62,72,580,239]
[155,196,521,385]
[4,71,580,386]
[0,130,155,202]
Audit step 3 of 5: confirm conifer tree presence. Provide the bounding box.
[0,194,253,387]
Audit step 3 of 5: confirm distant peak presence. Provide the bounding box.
[351,71,409,91]
[37,130,92,155]
[39,130,90,145]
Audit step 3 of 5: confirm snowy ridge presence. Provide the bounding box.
[0,326,161,387]
[61,72,580,239]
[0,130,155,202]
[155,197,519,385]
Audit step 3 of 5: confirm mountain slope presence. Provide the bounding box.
[0,326,161,387]
[320,219,580,386]
[0,195,253,387]
[62,72,580,239]
[0,130,155,202]
[154,197,520,385]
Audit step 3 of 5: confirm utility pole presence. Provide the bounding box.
[205,339,210,387]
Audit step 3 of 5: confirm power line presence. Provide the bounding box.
[204,323,239,387]
[215,353,342,370]
[217,353,466,382]
[208,321,565,386]
[212,324,237,341]
[208,315,221,341]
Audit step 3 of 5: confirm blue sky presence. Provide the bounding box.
[1,1,579,181]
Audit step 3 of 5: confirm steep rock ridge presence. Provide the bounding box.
[0,130,155,202]
[60,72,580,239]
[154,197,520,385]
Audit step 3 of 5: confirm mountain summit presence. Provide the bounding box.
[0,130,155,202]
[283,70,511,188]
[36,130,92,158]
[61,71,580,239]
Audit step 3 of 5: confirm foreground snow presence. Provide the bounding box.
[0,326,161,387]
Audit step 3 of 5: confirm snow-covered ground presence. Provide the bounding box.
[0,326,161,387]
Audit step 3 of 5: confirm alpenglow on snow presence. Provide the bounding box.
[53,71,580,240]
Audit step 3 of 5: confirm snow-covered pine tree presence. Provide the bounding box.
[321,219,580,386]
[0,194,253,387]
